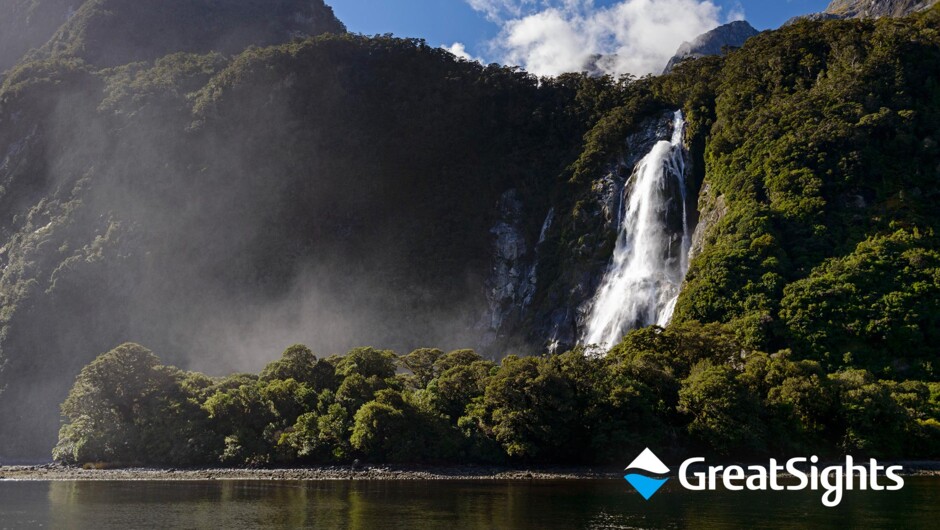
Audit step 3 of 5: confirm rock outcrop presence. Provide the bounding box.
[663,21,759,74]
[525,111,693,352]
[787,0,938,24]
[825,0,938,18]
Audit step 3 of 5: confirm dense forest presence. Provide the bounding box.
[0,0,938,463]
[54,336,939,466]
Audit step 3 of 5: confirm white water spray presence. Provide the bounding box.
[582,110,692,349]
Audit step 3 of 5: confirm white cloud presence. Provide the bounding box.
[467,0,536,21]
[725,1,745,22]
[501,8,595,75]
[467,0,737,77]
[443,42,484,63]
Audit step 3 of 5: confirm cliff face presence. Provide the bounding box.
[513,111,690,352]
[663,21,759,74]
[825,0,939,18]
[787,0,939,24]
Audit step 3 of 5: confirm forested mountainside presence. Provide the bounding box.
[1,1,939,460]
[0,2,605,458]
[0,0,345,73]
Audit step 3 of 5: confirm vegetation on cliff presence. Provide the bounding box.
[670,9,940,381]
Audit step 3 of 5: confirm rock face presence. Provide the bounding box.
[663,21,759,74]
[522,111,694,352]
[825,0,938,18]
[787,0,938,24]
[480,191,534,346]
[479,192,553,348]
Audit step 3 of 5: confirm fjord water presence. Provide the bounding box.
[1,478,939,529]
[583,111,692,348]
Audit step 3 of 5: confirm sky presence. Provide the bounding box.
[330,0,832,76]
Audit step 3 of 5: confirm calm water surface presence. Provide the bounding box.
[1,477,938,529]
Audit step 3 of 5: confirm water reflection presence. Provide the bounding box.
[0,477,935,528]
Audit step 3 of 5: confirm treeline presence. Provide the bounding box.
[54,324,940,467]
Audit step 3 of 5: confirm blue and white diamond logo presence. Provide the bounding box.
[624,448,670,500]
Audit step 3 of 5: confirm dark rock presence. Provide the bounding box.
[663,21,760,74]
[825,0,938,18]
[530,110,691,353]
[787,0,938,24]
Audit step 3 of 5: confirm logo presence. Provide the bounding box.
[624,447,670,500]
[623,449,906,507]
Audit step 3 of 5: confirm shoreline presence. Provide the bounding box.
[0,464,616,481]
[2,461,940,481]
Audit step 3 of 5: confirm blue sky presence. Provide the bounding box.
[331,1,832,69]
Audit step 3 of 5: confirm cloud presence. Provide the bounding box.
[725,1,745,22]
[443,42,484,63]
[467,0,536,21]
[467,0,735,77]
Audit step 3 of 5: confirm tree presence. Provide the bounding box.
[335,347,398,379]
[53,343,200,465]
[678,360,765,455]
[260,344,337,392]
[400,348,443,388]
[470,355,578,462]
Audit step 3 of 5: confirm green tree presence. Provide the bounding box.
[53,343,205,465]
[679,360,765,455]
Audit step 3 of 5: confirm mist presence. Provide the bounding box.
[0,0,590,459]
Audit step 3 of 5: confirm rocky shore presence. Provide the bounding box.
[2,462,939,481]
[0,464,620,481]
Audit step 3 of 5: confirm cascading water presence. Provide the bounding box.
[582,110,692,349]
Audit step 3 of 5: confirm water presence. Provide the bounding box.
[1,478,938,528]
[583,111,692,348]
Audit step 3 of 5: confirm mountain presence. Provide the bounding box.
[662,21,759,74]
[0,0,73,72]
[1,1,939,460]
[0,0,345,72]
[38,0,346,67]
[0,2,599,458]
[826,0,939,18]
[786,0,939,24]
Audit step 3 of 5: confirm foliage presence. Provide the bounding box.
[670,8,940,380]
[53,343,212,465]
[55,328,940,466]
[12,2,940,465]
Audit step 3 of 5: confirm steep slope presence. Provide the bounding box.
[673,8,940,378]
[39,0,346,67]
[826,0,939,17]
[0,0,73,72]
[0,35,604,458]
[0,0,345,73]
[663,21,760,74]
[788,0,939,24]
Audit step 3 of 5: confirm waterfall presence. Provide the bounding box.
[582,110,691,349]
